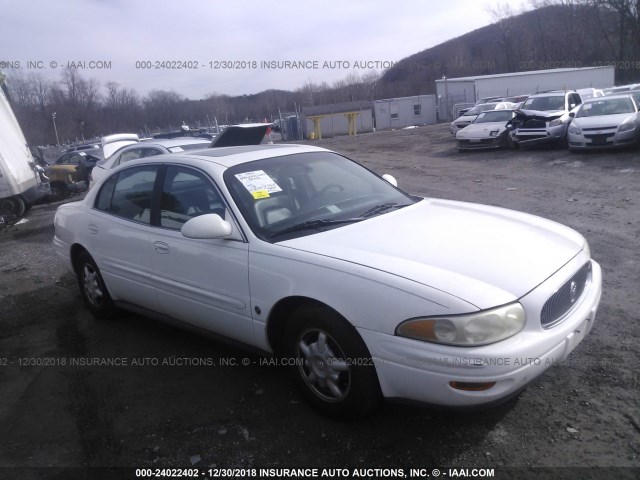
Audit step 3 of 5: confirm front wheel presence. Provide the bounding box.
[284,305,381,419]
[0,196,26,217]
[75,251,116,319]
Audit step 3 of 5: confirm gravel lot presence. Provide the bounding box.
[0,124,638,478]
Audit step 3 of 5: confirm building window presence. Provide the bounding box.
[390,103,399,119]
[413,104,421,116]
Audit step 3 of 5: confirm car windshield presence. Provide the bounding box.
[521,95,565,111]
[463,104,497,116]
[224,152,417,242]
[474,111,513,123]
[577,98,636,117]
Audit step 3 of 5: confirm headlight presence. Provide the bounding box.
[549,118,564,127]
[396,303,526,346]
[568,125,582,135]
[618,120,636,132]
[489,130,499,137]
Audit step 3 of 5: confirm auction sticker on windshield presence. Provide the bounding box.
[235,170,282,199]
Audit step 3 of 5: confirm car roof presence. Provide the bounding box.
[140,137,211,148]
[583,93,633,102]
[122,144,328,169]
[527,91,567,97]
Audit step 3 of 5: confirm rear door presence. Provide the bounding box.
[88,165,159,309]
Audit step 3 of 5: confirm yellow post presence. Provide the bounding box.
[345,112,359,136]
[309,116,322,139]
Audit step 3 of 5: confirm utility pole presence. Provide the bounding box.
[52,112,59,145]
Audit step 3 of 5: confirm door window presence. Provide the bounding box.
[160,166,226,230]
[95,166,158,224]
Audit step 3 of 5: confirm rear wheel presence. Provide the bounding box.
[284,305,381,419]
[75,251,116,319]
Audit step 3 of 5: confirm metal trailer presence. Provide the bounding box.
[373,95,437,130]
[436,67,615,121]
[0,73,50,217]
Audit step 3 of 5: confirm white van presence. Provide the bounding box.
[0,73,50,217]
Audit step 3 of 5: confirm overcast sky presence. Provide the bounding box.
[2,0,532,99]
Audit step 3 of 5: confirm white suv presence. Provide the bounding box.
[509,91,582,147]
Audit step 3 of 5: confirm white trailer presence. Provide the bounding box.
[0,73,50,217]
[436,67,615,121]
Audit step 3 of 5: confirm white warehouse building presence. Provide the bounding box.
[435,67,615,121]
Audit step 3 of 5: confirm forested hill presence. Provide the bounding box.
[378,2,639,97]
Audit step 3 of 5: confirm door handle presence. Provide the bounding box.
[154,241,170,254]
[88,224,98,234]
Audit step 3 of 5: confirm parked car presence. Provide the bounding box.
[576,88,604,101]
[500,95,530,104]
[90,137,211,186]
[46,150,102,196]
[567,94,640,150]
[91,124,272,187]
[450,103,498,135]
[509,91,582,147]
[603,84,640,96]
[53,144,602,419]
[474,96,503,105]
[456,109,515,150]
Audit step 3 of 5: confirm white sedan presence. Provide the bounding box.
[53,145,602,418]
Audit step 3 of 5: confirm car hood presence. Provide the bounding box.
[573,113,636,128]
[513,109,566,121]
[457,122,508,138]
[101,133,139,159]
[453,115,478,124]
[281,199,584,309]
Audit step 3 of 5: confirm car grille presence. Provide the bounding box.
[584,134,613,146]
[458,139,495,145]
[523,119,546,128]
[541,262,591,328]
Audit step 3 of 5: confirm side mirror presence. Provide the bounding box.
[381,174,398,187]
[569,112,575,118]
[182,213,232,239]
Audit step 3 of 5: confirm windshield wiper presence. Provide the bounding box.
[270,218,364,237]
[359,202,404,218]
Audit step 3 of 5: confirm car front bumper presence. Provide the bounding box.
[456,135,506,150]
[359,257,602,407]
[569,129,637,149]
[512,123,568,146]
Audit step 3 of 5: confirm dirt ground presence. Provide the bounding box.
[0,124,638,479]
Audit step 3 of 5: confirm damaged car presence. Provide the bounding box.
[508,91,582,148]
[46,149,102,196]
[456,110,515,151]
[568,94,640,150]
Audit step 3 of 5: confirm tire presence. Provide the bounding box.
[284,305,381,420]
[0,196,26,217]
[75,251,116,319]
[507,135,519,150]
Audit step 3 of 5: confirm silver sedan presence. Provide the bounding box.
[568,95,640,150]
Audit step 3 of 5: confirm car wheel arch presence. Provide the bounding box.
[70,243,90,273]
[266,296,351,355]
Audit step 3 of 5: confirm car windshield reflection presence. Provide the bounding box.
[224,152,416,241]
